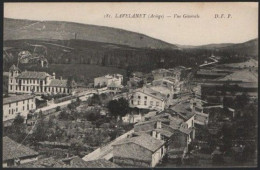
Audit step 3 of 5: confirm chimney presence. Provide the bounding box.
[156,121,162,129]
[152,131,156,138]
[53,72,56,79]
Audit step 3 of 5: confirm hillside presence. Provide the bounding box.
[178,39,258,57]
[4,18,178,50]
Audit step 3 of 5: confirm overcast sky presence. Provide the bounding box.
[4,2,258,46]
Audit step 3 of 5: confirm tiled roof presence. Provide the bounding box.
[217,70,257,83]
[170,102,195,121]
[144,111,157,118]
[17,71,50,79]
[53,156,90,168]
[113,134,165,152]
[84,159,121,168]
[3,94,34,105]
[155,128,173,138]
[53,156,120,168]
[48,79,68,87]
[3,136,38,161]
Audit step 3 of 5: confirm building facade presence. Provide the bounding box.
[3,94,36,122]
[94,74,123,88]
[8,65,74,95]
[129,87,166,111]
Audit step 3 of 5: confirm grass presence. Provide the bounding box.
[20,64,127,86]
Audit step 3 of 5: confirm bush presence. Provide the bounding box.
[56,106,61,112]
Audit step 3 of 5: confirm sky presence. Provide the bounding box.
[4,2,258,46]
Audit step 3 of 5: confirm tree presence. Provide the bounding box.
[108,98,129,119]
[56,106,61,112]
[32,110,48,143]
[13,114,25,125]
[235,93,249,109]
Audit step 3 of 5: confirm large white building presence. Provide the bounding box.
[129,87,166,111]
[94,74,123,88]
[8,65,75,95]
[3,94,36,122]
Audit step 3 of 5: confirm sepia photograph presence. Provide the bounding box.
[2,2,258,168]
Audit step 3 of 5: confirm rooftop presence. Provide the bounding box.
[17,71,51,79]
[48,79,68,87]
[113,134,165,153]
[217,70,257,83]
[170,102,195,121]
[3,94,34,105]
[83,159,121,168]
[3,136,38,161]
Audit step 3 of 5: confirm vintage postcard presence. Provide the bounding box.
[2,2,258,168]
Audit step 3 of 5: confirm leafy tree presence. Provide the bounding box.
[56,106,61,112]
[108,98,129,119]
[235,93,249,109]
[13,114,25,125]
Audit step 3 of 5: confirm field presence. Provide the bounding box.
[20,64,127,86]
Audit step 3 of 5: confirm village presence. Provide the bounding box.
[2,53,258,168]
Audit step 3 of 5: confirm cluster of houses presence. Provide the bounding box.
[3,62,244,168]
[93,101,197,168]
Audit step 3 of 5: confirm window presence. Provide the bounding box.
[23,86,25,91]
[11,79,12,83]
[9,103,11,107]
[16,86,18,90]
[9,110,11,114]
[23,101,25,104]
[156,102,159,106]
[23,106,24,111]
[10,85,12,90]
[144,101,147,105]
[131,100,133,104]
[138,96,141,99]
[16,102,18,106]
[138,101,140,105]
[144,96,147,100]
[16,108,18,112]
